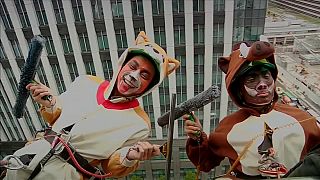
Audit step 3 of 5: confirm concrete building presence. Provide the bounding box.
[0,0,267,179]
[270,0,320,19]
[263,5,320,119]
[264,9,320,48]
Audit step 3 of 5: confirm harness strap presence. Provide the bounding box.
[28,125,101,180]
[58,144,100,179]
[27,149,55,180]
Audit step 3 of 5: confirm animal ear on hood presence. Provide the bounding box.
[166,57,180,76]
[218,56,230,74]
[243,35,274,61]
[135,31,180,77]
[135,31,150,45]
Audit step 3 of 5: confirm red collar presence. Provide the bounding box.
[96,80,139,110]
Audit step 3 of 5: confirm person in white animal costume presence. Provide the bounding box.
[2,31,179,180]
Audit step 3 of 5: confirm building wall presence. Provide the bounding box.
[0,0,267,179]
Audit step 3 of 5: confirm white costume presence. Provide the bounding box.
[4,32,179,180]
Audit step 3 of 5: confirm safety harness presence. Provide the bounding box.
[26,125,110,180]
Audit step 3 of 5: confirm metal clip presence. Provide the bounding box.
[53,133,70,155]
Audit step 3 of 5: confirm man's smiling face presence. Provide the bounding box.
[115,55,156,97]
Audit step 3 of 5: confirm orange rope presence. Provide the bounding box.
[226,139,254,175]
[225,116,316,176]
[196,165,200,180]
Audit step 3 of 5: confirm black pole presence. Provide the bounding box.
[166,93,176,180]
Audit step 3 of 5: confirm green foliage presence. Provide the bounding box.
[159,175,166,180]
[185,170,196,180]
[130,175,143,180]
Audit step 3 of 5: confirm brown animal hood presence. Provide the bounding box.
[218,36,279,113]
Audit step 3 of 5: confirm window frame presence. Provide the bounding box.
[0,0,14,29]
[72,0,85,22]
[174,25,185,46]
[115,29,128,48]
[10,40,23,58]
[78,33,91,52]
[84,61,96,76]
[151,0,164,15]
[51,63,66,94]
[91,0,104,20]
[33,0,48,26]
[52,0,66,24]
[111,0,124,18]
[131,0,144,16]
[96,31,109,50]
[67,62,79,81]
[15,0,31,27]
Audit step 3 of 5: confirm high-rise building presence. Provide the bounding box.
[0,0,267,179]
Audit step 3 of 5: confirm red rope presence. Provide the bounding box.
[46,135,112,178]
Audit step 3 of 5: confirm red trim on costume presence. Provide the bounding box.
[96,80,140,110]
[101,99,139,110]
[97,81,110,104]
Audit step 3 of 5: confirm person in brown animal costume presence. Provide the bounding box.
[183,36,320,179]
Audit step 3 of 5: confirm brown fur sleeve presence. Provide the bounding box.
[186,109,252,172]
[186,131,224,172]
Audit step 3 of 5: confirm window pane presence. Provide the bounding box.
[132,0,144,16]
[0,41,7,59]
[91,0,103,20]
[15,0,31,27]
[61,35,73,53]
[79,33,90,52]
[72,0,84,22]
[102,59,113,81]
[51,63,66,93]
[0,0,14,29]
[10,40,23,58]
[45,36,56,55]
[53,0,66,23]
[85,37,90,51]
[84,61,96,75]
[36,62,50,87]
[172,0,184,13]
[112,0,123,17]
[115,29,127,48]
[151,0,164,15]
[67,62,79,81]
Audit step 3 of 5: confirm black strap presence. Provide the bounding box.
[28,125,101,180]
[58,145,100,179]
[27,149,55,180]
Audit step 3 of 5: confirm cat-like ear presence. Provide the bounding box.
[135,31,150,45]
[166,57,180,76]
[218,56,231,74]
[259,35,269,42]
[240,42,250,58]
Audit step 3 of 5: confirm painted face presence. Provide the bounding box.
[241,69,275,106]
[116,55,156,97]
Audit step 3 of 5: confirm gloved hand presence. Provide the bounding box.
[126,141,161,161]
